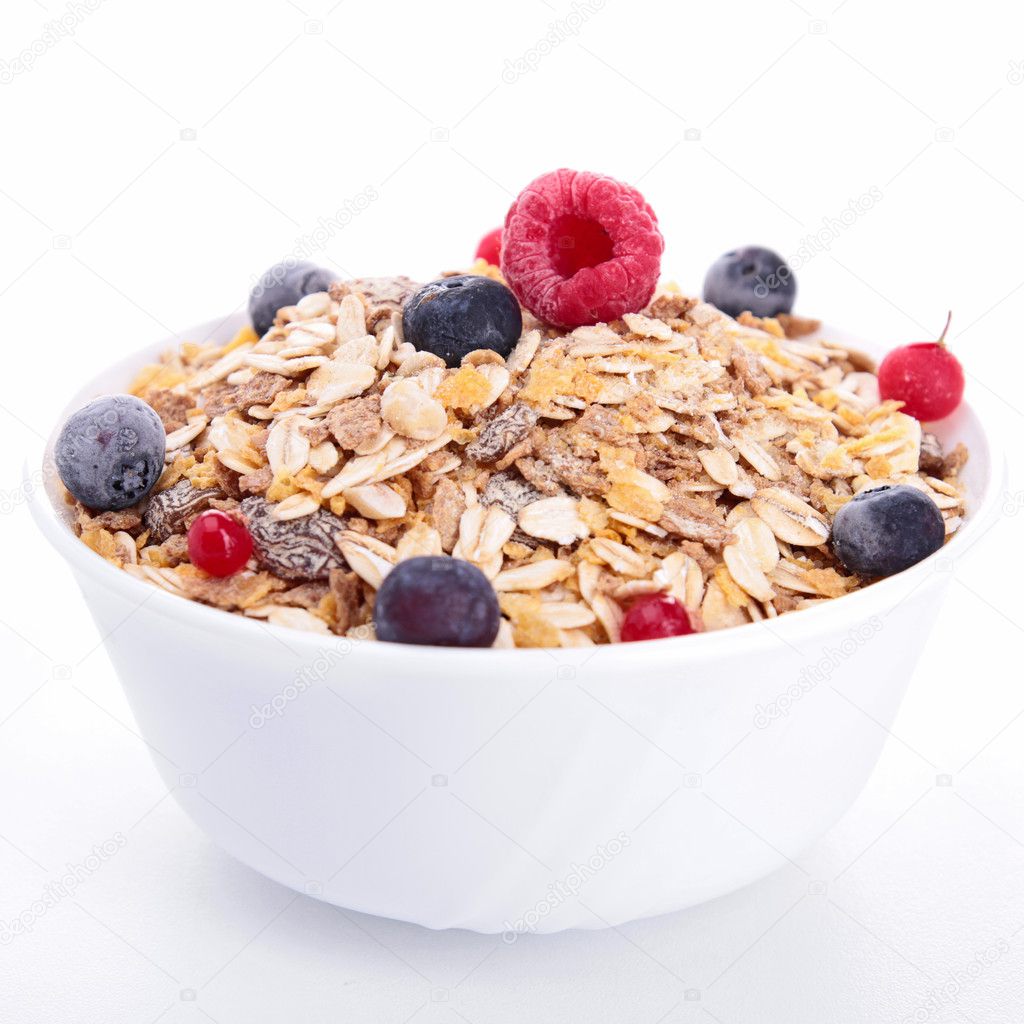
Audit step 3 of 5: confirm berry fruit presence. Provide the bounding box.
[55,395,165,511]
[374,556,500,647]
[621,593,695,642]
[703,246,796,319]
[500,168,663,328]
[402,275,522,367]
[475,227,502,266]
[831,485,945,578]
[878,312,964,421]
[249,260,335,337]
[187,509,253,577]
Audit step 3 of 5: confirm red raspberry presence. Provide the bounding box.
[878,312,964,421]
[475,227,502,266]
[188,510,253,577]
[500,168,663,328]
[620,594,694,642]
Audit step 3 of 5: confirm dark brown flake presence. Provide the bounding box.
[430,476,467,552]
[325,395,382,450]
[203,372,290,416]
[328,568,363,634]
[658,492,731,551]
[145,390,192,432]
[730,344,772,396]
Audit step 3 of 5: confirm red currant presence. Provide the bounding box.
[187,510,253,577]
[474,227,502,267]
[620,593,694,642]
[877,312,965,421]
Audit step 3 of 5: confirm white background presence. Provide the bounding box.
[2,0,1024,1021]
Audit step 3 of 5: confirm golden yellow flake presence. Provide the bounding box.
[184,451,219,489]
[498,593,562,648]
[158,453,196,491]
[436,366,492,411]
[81,527,119,562]
[606,482,663,522]
[221,325,259,353]
[842,425,904,456]
[128,363,187,396]
[714,565,749,607]
[269,388,307,413]
[864,455,893,478]
[518,358,602,407]
[578,497,610,533]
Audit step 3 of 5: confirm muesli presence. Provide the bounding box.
[54,169,969,647]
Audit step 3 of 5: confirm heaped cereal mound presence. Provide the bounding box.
[81,275,968,647]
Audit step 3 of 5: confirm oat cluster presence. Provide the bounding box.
[70,266,969,646]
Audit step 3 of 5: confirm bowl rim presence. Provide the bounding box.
[28,311,1008,665]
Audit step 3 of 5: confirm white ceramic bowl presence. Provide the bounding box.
[31,314,1003,934]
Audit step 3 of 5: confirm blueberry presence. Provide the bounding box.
[249,261,335,337]
[55,395,166,511]
[703,246,796,319]
[402,275,522,367]
[831,485,945,578]
[374,556,501,647]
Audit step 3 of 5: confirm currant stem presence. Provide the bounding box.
[937,310,953,348]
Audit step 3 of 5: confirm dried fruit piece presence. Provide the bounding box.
[466,402,538,464]
[239,495,347,580]
[480,471,545,518]
[143,479,220,543]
